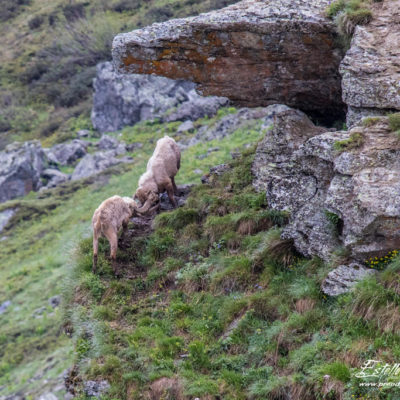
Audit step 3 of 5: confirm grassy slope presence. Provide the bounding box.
[66,149,400,398]
[0,0,239,148]
[0,108,265,397]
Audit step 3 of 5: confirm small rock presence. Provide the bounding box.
[84,380,110,398]
[177,120,194,133]
[0,300,11,315]
[0,209,16,233]
[207,146,220,153]
[321,263,376,296]
[196,154,208,160]
[77,129,90,138]
[33,306,47,316]
[45,140,88,166]
[48,295,61,309]
[71,151,133,181]
[41,169,69,189]
[37,393,58,400]
[193,169,203,174]
[126,142,143,152]
[96,134,120,150]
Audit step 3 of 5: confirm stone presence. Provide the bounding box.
[113,0,345,123]
[48,295,61,308]
[0,300,11,315]
[177,120,194,133]
[0,208,16,233]
[71,151,133,181]
[253,108,400,262]
[91,62,228,133]
[0,141,46,203]
[84,380,110,398]
[159,184,192,211]
[41,169,69,189]
[45,139,89,166]
[201,164,231,184]
[37,393,58,400]
[322,263,376,296]
[77,129,90,138]
[164,91,229,122]
[96,134,121,150]
[340,0,400,127]
[126,142,143,152]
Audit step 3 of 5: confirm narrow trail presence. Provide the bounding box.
[114,185,192,279]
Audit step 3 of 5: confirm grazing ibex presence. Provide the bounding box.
[134,136,181,213]
[92,195,138,275]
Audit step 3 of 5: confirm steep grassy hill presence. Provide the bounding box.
[0,107,264,397]
[0,0,239,149]
[65,142,400,400]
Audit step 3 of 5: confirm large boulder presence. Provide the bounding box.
[252,107,400,262]
[112,0,345,123]
[91,62,228,133]
[321,263,376,296]
[0,141,47,203]
[71,151,133,181]
[340,0,400,127]
[45,139,89,166]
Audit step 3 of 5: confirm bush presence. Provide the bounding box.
[28,15,44,30]
[0,0,31,22]
[388,113,400,133]
[62,3,86,21]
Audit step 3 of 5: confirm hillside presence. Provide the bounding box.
[1,0,400,399]
[0,0,239,149]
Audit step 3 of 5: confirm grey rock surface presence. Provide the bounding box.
[253,108,400,262]
[340,1,400,126]
[84,380,110,398]
[0,141,46,203]
[91,62,228,133]
[71,151,133,181]
[41,169,69,189]
[322,263,376,296]
[113,0,344,122]
[45,139,89,166]
[48,295,61,308]
[0,208,16,232]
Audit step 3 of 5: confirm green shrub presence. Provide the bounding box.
[146,228,176,261]
[334,131,364,152]
[388,113,400,133]
[154,208,200,230]
[80,272,106,301]
[327,0,372,37]
[188,341,210,371]
[321,361,351,383]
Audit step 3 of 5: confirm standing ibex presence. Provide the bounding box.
[134,136,181,213]
[92,195,138,275]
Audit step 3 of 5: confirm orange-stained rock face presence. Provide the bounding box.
[112,0,345,123]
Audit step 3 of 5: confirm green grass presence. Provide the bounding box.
[333,131,364,152]
[0,0,240,148]
[388,112,400,136]
[326,0,373,41]
[62,139,400,399]
[0,106,265,397]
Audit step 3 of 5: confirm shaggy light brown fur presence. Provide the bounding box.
[92,195,137,274]
[135,136,181,213]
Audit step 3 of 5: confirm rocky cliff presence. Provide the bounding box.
[112,0,345,123]
[252,106,400,262]
[91,62,228,133]
[340,0,400,127]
